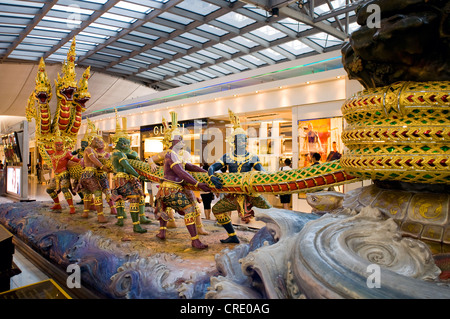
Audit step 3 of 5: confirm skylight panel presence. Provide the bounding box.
[140,52,164,60]
[158,65,178,73]
[170,60,191,69]
[0,12,34,19]
[79,31,109,39]
[46,53,67,61]
[129,31,159,41]
[307,32,342,48]
[16,43,51,52]
[159,12,193,25]
[224,60,247,71]
[279,40,314,55]
[41,16,77,25]
[166,40,191,50]
[175,0,220,16]
[183,55,205,64]
[144,22,175,33]
[108,45,132,53]
[196,69,216,78]
[229,36,258,48]
[115,1,153,14]
[33,25,71,34]
[216,12,255,29]
[153,46,177,55]
[90,22,122,32]
[241,54,265,66]
[209,65,232,75]
[83,0,108,4]
[250,26,286,42]
[101,12,136,23]
[259,48,285,61]
[197,49,220,60]
[9,51,42,60]
[213,43,239,54]
[242,5,269,17]
[52,4,94,15]
[278,18,312,33]
[196,24,228,36]
[179,32,209,44]
[1,1,43,9]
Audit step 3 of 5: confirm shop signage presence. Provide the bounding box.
[140,119,207,137]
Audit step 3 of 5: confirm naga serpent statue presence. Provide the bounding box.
[27,38,90,166]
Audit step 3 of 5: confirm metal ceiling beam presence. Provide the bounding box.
[279,4,348,40]
[314,0,361,23]
[0,0,58,62]
[126,2,352,87]
[77,0,184,64]
[105,2,244,71]
[43,0,122,59]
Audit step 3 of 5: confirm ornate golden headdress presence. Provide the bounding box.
[35,58,52,97]
[54,126,64,143]
[82,118,101,144]
[52,126,72,146]
[160,112,183,148]
[75,66,91,107]
[227,109,247,145]
[162,116,171,149]
[169,111,182,139]
[56,38,77,90]
[112,108,130,143]
[228,109,247,136]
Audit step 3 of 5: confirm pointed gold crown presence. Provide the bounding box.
[35,58,51,90]
[82,118,101,143]
[162,116,171,149]
[77,66,90,94]
[112,109,130,143]
[228,109,247,136]
[33,57,52,106]
[57,38,77,89]
[54,126,63,143]
[169,111,182,140]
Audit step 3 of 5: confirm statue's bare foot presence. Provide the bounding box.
[192,239,208,249]
[97,214,107,223]
[156,230,166,240]
[197,227,210,235]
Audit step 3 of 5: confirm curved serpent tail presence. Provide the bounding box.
[128,159,360,195]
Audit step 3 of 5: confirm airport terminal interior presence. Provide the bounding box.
[0,0,449,301]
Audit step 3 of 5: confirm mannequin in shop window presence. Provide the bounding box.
[208,109,271,244]
[153,111,211,249]
[305,122,323,164]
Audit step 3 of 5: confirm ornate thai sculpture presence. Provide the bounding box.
[26,38,91,211]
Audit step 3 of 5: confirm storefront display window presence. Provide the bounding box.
[244,118,292,172]
[298,117,343,167]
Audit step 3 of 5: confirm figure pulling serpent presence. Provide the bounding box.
[153,112,212,249]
